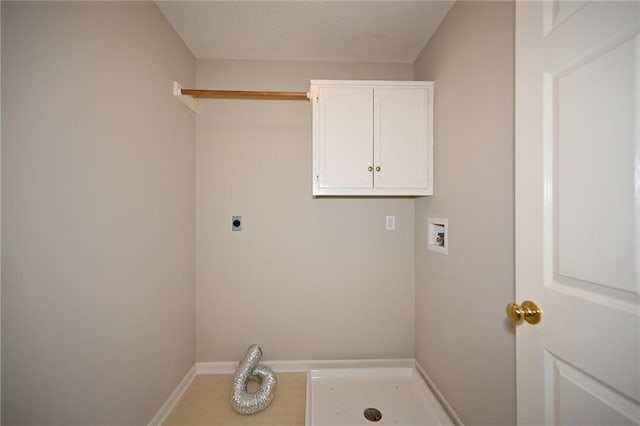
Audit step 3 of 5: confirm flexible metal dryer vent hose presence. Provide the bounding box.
[230,344,277,414]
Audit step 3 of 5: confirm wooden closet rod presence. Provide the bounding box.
[180,88,309,101]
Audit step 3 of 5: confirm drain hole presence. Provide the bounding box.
[363,407,382,422]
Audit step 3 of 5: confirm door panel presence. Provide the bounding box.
[317,87,373,189]
[543,1,588,35]
[547,354,637,425]
[374,88,430,189]
[555,33,637,292]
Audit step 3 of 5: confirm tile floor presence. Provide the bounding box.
[163,373,306,426]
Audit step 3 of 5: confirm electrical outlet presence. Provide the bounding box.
[232,216,242,231]
[386,216,396,231]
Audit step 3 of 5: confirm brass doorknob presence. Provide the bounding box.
[506,300,542,324]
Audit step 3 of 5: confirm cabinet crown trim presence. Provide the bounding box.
[310,80,433,88]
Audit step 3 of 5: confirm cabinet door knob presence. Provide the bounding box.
[368,166,373,172]
[375,166,381,172]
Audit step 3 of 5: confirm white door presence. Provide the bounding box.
[515,1,639,425]
[374,87,431,190]
[315,86,373,190]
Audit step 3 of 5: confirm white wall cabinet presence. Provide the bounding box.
[311,80,434,196]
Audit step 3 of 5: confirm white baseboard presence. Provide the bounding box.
[196,361,238,374]
[196,357,415,374]
[414,360,464,426]
[147,364,197,426]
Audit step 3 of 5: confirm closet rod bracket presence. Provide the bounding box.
[173,81,200,113]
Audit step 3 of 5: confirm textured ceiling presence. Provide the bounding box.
[156,1,454,63]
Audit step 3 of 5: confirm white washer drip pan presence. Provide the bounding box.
[306,367,454,426]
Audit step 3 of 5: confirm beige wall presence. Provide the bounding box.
[196,59,417,362]
[413,2,516,425]
[1,2,195,423]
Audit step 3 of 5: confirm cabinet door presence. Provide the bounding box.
[316,87,373,189]
[374,88,431,189]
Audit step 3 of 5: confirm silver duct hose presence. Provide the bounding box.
[230,344,277,414]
